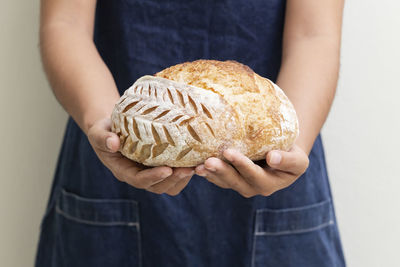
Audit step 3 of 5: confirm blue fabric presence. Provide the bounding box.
[35,0,346,266]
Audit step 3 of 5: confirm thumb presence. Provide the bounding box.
[87,118,120,153]
[266,145,309,175]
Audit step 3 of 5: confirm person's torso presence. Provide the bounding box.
[94,0,286,94]
[35,1,345,266]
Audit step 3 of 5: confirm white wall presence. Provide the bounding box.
[1,0,399,266]
[321,0,400,266]
[0,1,67,266]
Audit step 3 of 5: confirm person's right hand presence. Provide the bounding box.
[87,118,195,195]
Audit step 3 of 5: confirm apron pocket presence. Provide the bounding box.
[252,199,338,267]
[54,189,142,267]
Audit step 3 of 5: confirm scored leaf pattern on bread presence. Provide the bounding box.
[111,76,233,166]
[112,60,300,167]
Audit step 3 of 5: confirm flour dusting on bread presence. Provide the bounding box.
[111,60,298,167]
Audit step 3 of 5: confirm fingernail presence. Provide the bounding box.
[195,165,207,176]
[160,168,173,179]
[106,137,113,150]
[204,166,216,172]
[269,152,282,165]
[224,149,234,161]
[161,172,171,179]
[178,170,194,179]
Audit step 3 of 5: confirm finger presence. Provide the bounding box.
[106,151,172,185]
[223,149,266,186]
[201,158,254,196]
[195,164,229,188]
[102,152,143,182]
[266,146,309,175]
[148,168,194,194]
[104,147,173,188]
[87,118,120,152]
[128,166,173,189]
[221,149,284,195]
[165,176,192,196]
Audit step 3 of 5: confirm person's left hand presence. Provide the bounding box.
[195,145,309,198]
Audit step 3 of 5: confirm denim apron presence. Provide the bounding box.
[35,0,346,266]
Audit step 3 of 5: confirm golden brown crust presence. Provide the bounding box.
[156,59,260,95]
[112,60,298,167]
[156,60,298,160]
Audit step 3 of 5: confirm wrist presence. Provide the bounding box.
[81,91,121,134]
[82,110,112,135]
[295,141,311,155]
[294,133,318,155]
[82,102,119,135]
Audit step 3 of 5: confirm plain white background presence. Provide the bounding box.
[1,0,399,266]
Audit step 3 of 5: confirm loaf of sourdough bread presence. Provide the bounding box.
[111,60,298,167]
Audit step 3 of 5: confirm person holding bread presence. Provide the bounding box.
[36,0,346,266]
